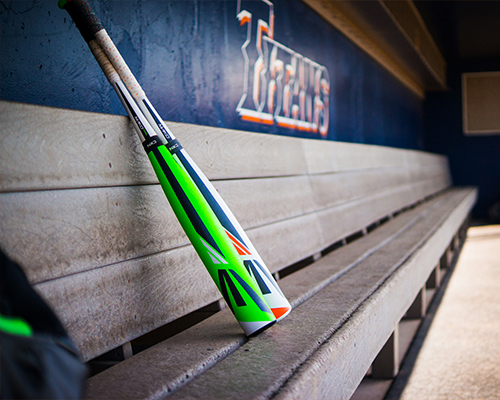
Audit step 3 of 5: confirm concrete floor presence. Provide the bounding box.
[395,225,500,400]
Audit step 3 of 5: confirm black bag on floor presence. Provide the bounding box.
[0,251,88,399]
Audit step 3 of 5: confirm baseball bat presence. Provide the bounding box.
[59,0,291,335]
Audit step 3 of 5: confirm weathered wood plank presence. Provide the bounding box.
[212,175,316,230]
[84,188,447,399]
[84,188,475,399]
[0,101,152,192]
[303,140,406,174]
[309,165,445,211]
[0,101,308,192]
[166,188,476,400]
[272,189,477,400]
[0,185,184,284]
[302,138,450,177]
[0,169,442,284]
[247,213,325,272]
[1,101,450,193]
[316,178,449,247]
[35,245,219,361]
[173,122,309,181]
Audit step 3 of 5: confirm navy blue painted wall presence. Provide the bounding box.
[1,0,423,149]
[424,61,500,220]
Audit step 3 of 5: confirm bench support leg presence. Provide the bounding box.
[445,245,453,268]
[453,233,460,253]
[406,287,426,319]
[426,263,441,289]
[123,342,133,359]
[440,252,448,270]
[372,325,400,379]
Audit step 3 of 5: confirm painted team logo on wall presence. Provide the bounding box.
[236,0,330,136]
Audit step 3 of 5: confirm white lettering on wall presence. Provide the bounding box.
[236,0,330,136]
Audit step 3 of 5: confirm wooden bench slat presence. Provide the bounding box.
[0,101,308,192]
[166,188,476,400]
[84,188,474,399]
[213,175,317,229]
[0,186,184,284]
[304,140,407,173]
[273,189,476,400]
[0,101,152,192]
[303,139,450,176]
[316,178,449,246]
[1,168,444,285]
[8,180,453,360]
[173,122,309,181]
[247,213,325,271]
[309,165,448,210]
[36,245,219,361]
[1,101,450,193]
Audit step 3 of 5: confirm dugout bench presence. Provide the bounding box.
[0,100,476,399]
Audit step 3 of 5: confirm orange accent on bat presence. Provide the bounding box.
[226,230,251,256]
[272,307,291,319]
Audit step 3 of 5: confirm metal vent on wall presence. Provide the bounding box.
[462,72,500,136]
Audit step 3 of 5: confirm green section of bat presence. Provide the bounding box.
[57,0,285,334]
[147,142,276,328]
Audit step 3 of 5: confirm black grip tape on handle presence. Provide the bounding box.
[60,0,104,43]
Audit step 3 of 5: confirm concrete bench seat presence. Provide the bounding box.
[0,100,476,399]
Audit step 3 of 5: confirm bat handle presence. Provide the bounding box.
[58,0,104,43]
[59,0,146,101]
[88,41,121,85]
[58,1,118,85]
